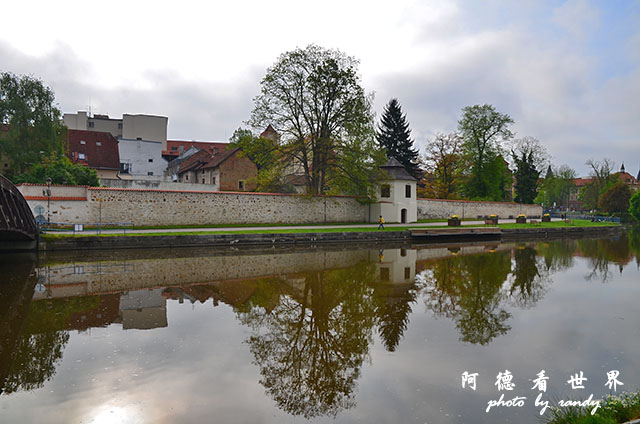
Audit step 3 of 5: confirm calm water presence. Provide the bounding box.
[1,232,639,424]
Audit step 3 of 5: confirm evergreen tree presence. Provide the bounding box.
[376,98,421,179]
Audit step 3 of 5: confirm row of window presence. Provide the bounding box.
[87,122,123,129]
[79,140,102,146]
[380,184,413,198]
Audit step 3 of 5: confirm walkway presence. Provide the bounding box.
[45,218,558,235]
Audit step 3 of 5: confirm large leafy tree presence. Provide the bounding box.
[0,72,66,177]
[458,104,514,200]
[249,45,384,198]
[510,136,548,204]
[376,98,421,179]
[599,182,631,214]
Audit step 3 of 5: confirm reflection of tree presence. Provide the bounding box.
[508,246,550,308]
[372,282,417,352]
[536,240,576,272]
[2,331,69,394]
[236,262,377,419]
[577,235,633,283]
[420,252,513,345]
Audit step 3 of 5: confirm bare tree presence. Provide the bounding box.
[422,132,463,199]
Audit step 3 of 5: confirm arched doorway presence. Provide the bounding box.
[401,208,407,223]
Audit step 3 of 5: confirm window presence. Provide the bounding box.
[117,123,123,129]
[80,140,86,145]
[147,171,154,176]
[405,184,411,198]
[185,174,189,181]
[136,137,142,140]
[148,158,153,163]
[213,176,216,185]
[120,162,131,173]
[88,122,94,128]
[78,153,86,160]
[96,142,102,146]
[171,146,178,151]
[202,178,205,184]
[4,163,8,168]
[404,267,411,280]
[238,180,245,190]
[381,184,390,198]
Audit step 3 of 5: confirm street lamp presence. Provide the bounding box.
[45,177,52,223]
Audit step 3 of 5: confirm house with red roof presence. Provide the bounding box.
[162,140,228,161]
[175,147,257,191]
[66,129,120,178]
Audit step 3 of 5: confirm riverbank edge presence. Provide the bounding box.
[37,225,627,251]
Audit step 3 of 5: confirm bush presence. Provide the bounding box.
[11,153,99,186]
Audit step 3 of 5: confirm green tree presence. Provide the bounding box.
[249,45,384,198]
[580,158,618,211]
[630,190,640,222]
[510,137,548,204]
[599,182,631,214]
[376,98,421,179]
[535,164,576,209]
[12,153,99,186]
[457,104,514,200]
[0,72,66,177]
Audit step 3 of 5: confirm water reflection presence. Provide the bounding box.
[0,232,639,422]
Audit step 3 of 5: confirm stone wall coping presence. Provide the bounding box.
[17,183,90,188]
[24,196,88,201]
[418,197,539,207]
[88,186,359,199]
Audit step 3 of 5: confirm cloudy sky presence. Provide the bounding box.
[1,0,638,176]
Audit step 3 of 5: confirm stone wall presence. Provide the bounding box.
[18,184,542,226]
[417,198,542,219]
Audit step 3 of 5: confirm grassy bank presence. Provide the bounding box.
[546,392,640,424]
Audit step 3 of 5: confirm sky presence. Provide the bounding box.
[0,0,638,177]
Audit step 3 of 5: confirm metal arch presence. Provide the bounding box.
[0,175,38,249]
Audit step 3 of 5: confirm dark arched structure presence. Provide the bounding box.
[0,175,38,250]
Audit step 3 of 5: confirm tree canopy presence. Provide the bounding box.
[0,72,66,177]
[598,182,631,214]
[458,104,514,200]
[249,45,384,199]
[421,132,464,199]
[12,153,99,186]
[376,98,421,179]
[630,190,640,223]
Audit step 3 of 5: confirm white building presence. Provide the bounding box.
[370,158,418,223]
[64,111,169,178]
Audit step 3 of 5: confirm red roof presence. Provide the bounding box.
[67,129,120,170]
[572,177,595,187]
[163,140,228,157]
[177,148,241,174]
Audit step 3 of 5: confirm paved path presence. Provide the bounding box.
[47,218,559,235]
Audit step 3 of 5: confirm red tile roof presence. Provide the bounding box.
[67,130,120,171]
[176,148,242,174]
[163,140,229,157]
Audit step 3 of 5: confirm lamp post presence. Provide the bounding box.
[46,177,52,224]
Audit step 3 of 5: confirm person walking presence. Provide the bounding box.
[377,215,385,230]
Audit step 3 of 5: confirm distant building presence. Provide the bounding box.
[67,129,120,178]
[176,147,258,191]
[63,111,168,150]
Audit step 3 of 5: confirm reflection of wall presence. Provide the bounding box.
[372,249,416,284]
[37,250,371,297]
[119,289,167,330]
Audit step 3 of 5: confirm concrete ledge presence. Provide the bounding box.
[500,225,625,240]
